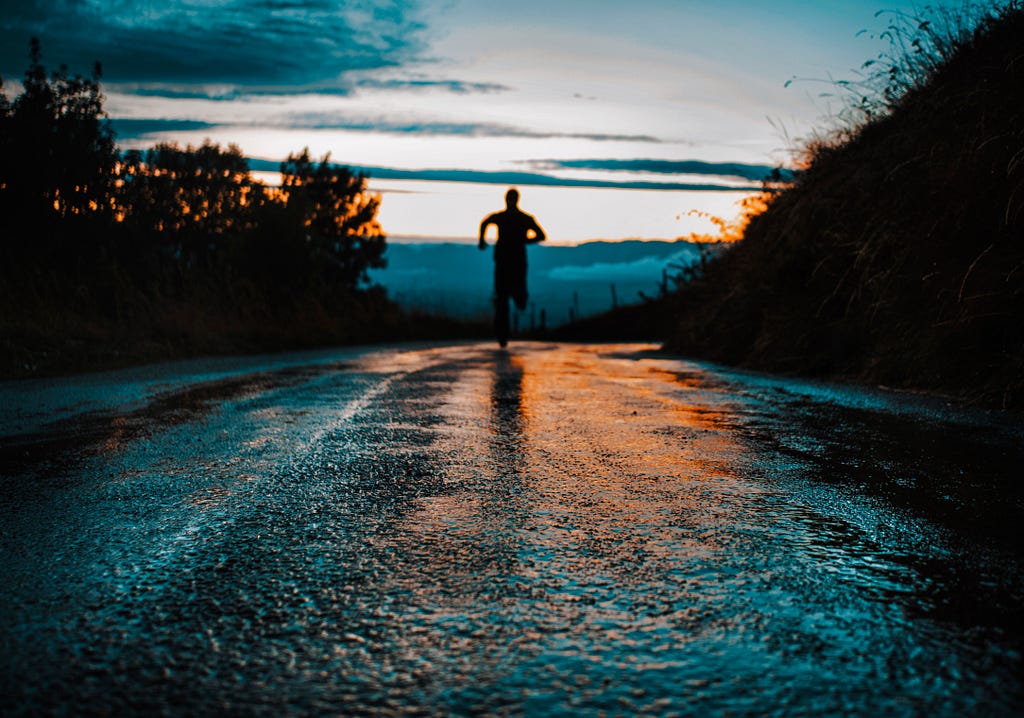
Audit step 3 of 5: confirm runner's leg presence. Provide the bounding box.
[494,291,510,347]
[512,287,528,312]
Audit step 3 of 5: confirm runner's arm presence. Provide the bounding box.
[479,214,496,249]
[527,216,546,244]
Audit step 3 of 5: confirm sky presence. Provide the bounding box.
[0,0,974,243]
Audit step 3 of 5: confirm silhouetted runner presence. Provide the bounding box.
[478,188,546,347]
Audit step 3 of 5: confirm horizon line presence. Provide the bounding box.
[386,234,727,246]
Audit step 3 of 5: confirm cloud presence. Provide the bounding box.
[120,85,251,101]
[546,247,703,283]
[101,112,665,145]
[355,78,510,94]
[269,114,662,142]
[112,76,509,101]
[108,118,219,139]
[0,0,427,85]
[245,158,754,191]
[529,158,794,182]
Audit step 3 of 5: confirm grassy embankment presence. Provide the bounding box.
[581,4,1024,409]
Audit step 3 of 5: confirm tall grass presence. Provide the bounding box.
[858,2,1019,110]
[667,1,1024,408]
[785,2,1022,160]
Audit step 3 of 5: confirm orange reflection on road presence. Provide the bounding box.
[100,415,129,453]
[366,343,770,668]
[518,344,743,482]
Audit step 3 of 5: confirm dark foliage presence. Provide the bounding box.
[666,3,1024,409]
[0,40,436,377]
[0,39,117,226]
[546,295,674,343]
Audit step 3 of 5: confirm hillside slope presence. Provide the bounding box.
[666,5,1024,408]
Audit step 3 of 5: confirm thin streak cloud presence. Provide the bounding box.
[109,118,219,138]
[271,115,662,142]
[117,76,510,101]
[108,114,664,143]
[245,160,752,191]
[355,78,511,94]
[530,158,793,182]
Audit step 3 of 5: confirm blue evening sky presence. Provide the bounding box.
[0,0,976,241]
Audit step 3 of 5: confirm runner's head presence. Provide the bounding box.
[505,188,519,209]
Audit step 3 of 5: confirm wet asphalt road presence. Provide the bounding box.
[1,341,1022,716]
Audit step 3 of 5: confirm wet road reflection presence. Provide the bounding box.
[0,342,1021,716]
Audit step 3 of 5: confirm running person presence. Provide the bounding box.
[478,188,546,347]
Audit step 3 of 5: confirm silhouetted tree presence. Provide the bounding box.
[0,38,117,238]
[1,43,402,371]
[117,142,267,270]
[280,149,386,290]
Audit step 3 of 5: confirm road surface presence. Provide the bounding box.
[1,342,1022,716]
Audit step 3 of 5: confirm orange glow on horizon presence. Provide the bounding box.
[681,191,771,243]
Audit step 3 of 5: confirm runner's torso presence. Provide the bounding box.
[487,209,538,264]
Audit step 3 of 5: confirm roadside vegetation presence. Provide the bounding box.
[663,1,1024,408]
[0,40,480,377]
